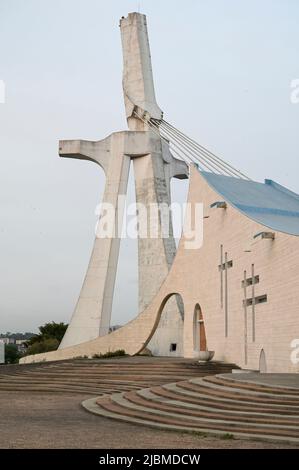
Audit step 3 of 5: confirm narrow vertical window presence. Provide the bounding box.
[220,245,223,308]
[251,264,256,342]
[224,252,228,337]
[243,270,248,365]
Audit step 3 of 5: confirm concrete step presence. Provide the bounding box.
[204,375,299,396]
[176,379,299,406]
[137,387,299,419]
[0,373,200,383]
[154,383,299,413]
[109,393,299,433]
[0,358,237,395]
[83,397,299,444]
[83,374,299,443]
[123,390,299,426]
[88,395,299,442]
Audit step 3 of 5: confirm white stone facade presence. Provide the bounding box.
[21,167,299,372]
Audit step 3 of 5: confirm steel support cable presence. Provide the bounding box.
[150,119,233,176]
[151,121,225,175]
[139,115,217,172]
[159,118,247,178]
[134,110,227,172]
[148,119,219,173]
[133,110,192,165]
[133,110,249,179]
[160,119,247,179]
[153,118,250,180]
[158,121,239,177]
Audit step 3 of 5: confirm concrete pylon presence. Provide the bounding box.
[59,12,188,353]
[120,12,163,126]
[120,13,188,355]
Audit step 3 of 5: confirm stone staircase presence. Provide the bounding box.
[0,357,235,395]
[83,373,299,444]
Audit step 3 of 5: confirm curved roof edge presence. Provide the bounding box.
[199,170,299,236]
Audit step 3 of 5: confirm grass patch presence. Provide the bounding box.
[188,430,208,438]
[92,350,126,359]
[220,433,234,440]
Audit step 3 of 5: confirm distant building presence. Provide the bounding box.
[15,339,28,353]
[0,337,29,354]
[0,337,15,345]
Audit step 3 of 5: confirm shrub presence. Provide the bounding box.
[26,322,68,347]
[25,338,59,356]
[220,433,234,440]
[92,349,126,359]
[5,344,21,364]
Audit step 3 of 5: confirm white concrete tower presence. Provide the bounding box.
[120,13,188,355]
[59,12,188,355]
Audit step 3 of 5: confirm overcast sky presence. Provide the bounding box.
[0,0,298,333]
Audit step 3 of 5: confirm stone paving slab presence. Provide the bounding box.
[2,391,297,449]
[226,373,299,389]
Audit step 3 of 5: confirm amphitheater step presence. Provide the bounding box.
[203,375,299,396]
[0,357,237,395]
[83,372,299,443]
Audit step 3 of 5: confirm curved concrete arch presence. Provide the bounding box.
[142,292,184,354]
[20,289,185,363]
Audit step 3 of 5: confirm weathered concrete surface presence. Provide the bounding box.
[226,373,299,389]
[58,128,187,352]
[59,132,130,347]
[59,131,158,347]
[120,12,163,123]
[120,12,188,356]
[58,11,188,354]
[132,139,186,357]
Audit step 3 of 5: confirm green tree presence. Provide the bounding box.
[25,322,68,356]
[26,338,60,355]
[5,344,21,364]
[26,322,68,346]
